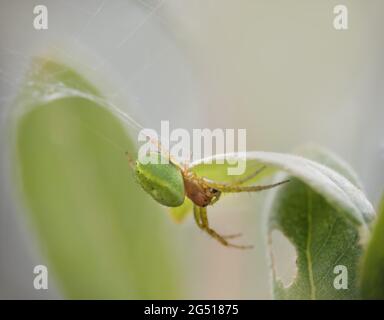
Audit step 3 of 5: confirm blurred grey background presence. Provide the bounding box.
[0,0,383,299]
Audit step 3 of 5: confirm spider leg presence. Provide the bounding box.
[231,165,267,185]
[194,207,240,239]
[124,151,135,169]
[203,179,289,193]
[220,232,243,239]
[193,205,204,229]
[194,205,253,249]
[201,165,267,187]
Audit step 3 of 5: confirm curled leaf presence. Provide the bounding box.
[190,148,374,299]
[360,194,384,299]
[13,57,182,298]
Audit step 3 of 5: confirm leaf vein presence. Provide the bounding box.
[313,216,338,260]
[306,189,316,300]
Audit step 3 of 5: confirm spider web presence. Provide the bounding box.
[0,0,173,128]
[0,0,200,162]
[0,0,202,299]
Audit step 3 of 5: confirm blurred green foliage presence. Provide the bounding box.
[15,58,182,299]
[361,194,384,299]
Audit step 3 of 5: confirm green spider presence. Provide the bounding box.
[129,152,288,249]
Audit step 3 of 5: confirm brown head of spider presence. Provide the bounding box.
[182,172,221,207]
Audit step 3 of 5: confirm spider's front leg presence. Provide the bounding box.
[200,165,289,193]
[193,205,253,249]
[202,179,289,193]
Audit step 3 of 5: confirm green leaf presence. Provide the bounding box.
[360,194,384,299]
[12,57,182,299]
[190,151,374,226]
[169,198,193,223]
[267,148,372,299]
[190,149,374,299]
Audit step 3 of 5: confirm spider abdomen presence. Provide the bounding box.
[135,153,185,207]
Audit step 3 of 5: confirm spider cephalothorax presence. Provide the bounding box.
[182,171,221,207]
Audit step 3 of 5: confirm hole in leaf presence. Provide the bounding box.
[270,229,297,288]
